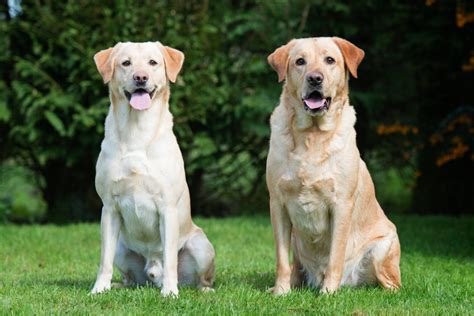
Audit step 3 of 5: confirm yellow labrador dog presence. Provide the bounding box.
[91,42,215,297]
[266,37,401,295]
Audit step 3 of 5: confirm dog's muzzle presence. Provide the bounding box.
[302,90,331,116]
[124,88,156,111]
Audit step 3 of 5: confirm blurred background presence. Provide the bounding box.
[0,0,472,223]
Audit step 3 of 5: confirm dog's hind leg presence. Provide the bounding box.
[290,237,304,288]
[372,234,401,290]
[114,238,148,287]
[178,228,215,291]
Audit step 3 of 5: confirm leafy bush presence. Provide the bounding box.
[367,153,415,213]
[0,163,46,222]
[0,1,472,221]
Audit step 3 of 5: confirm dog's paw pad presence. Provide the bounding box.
[111,282,127,289]
[161,287,179,298]
[267,285,291,296]
[90,282,111,295]
[199,286,215,293]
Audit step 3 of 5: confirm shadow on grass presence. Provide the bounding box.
[391,215,474,260]
[236,270,395,295]
[40,279,158,292]
[214,270,273,291]
[30,279,94,290]
[242,271,274,291]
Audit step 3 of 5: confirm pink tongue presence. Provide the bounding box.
[304,98,326,109]
[130,91,151,110]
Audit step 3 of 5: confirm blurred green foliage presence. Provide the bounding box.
[367,153,415,213]
[0,0,472,222]
[0,163,46,222]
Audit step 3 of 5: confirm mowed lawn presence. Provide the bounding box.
[0,215,473,315]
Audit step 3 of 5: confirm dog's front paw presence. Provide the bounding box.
[320,283,338,295]
[161,286,179,298]
[268,284,291,296]
[199,286,215,293]
[90,280,111,294]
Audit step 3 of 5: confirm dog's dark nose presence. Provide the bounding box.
[133,71,148,85]
[306,72,324,86]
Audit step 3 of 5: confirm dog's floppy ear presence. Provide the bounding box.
[161,45,185,83]
[94,47,115,84]
[267,41,294,82]
[332,37,365,78]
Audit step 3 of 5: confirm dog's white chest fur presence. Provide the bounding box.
[279,152,335,240]
[106,149,164,254]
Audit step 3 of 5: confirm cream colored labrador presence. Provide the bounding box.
[91,42,215,297]
[266,37,401,295]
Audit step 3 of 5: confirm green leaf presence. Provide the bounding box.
[44,111,66,136]
[0,101,11,122]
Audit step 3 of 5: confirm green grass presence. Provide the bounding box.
[0,215,473,315]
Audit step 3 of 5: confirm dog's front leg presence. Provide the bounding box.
[321,201,353,294]
[91,206,120,294]
[270,197,292,295]
[160,210,179,297]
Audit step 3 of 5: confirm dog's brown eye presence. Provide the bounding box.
[122,60,131,66]
[296,58,306,66]
[149,60,158,66]
[325,57,335,64]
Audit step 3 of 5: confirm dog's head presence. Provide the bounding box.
[268,37,364,117]
[94,42,184,111]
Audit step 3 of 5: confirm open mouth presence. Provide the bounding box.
[302,90,331,116]
[124,88,156,111]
